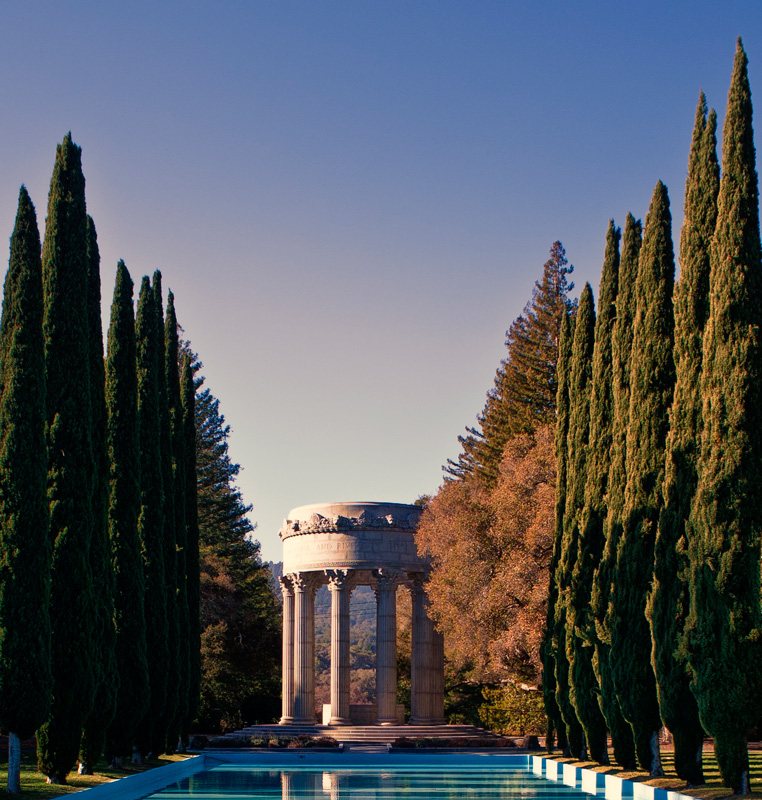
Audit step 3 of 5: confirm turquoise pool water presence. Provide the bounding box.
[145,765,597,800]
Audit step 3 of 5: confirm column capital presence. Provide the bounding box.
[278,575,294,594]
[373,568,401,595]
[407,571,427,593]
[291,571,321,594]
[325,568,353,592]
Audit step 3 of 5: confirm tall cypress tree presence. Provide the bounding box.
[166,291,190,747]
[552,302,587,759]
[560,283,602,761]
[609,181,675,777]
[37,133,96,785]
[591,213,641,769]
[647,94,718,787]
[541,310,572,754]
[151,272,179,755]
[686,40,762,795]
[182,355,202,736]
[104,262,150,766]
[0,188,52,793]
[79,216,119,774]
[134,276,168,759]
[568,227,622,766]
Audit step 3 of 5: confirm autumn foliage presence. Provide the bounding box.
[416,427,555,686]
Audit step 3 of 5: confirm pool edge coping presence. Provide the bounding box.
[531,754,695,800]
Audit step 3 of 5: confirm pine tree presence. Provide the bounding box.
[609,181,675,777]
[104,262,149,766]
[591,213,641,769]
[555,284,596,760]
[541,310,572,754]
[0,187,52,793]
[686,40,762,795]
[647,93,718,787]
[166,291,190,747]
[79,216,118,774]
[568,227,622,766]
[446,241,574,486]
[37,133,96,785]
[182,355,202,735]
[134,277,168,759]
[151,272,179,755]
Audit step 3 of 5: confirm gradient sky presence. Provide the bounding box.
[0,2,760,561]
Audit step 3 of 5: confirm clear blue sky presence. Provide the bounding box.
[0,2,760,560]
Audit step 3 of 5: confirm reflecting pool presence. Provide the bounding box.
[146,766,596,800]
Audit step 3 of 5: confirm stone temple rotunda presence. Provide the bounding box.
[231,501,499,742]
[278,501,445,727]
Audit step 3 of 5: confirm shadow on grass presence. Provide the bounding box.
[0,753,189,800]
[553,747,762,800]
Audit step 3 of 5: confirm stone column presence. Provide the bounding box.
[409,572,444,725]
[279,575,295,724]
[325,569,352,725]
[409,573,431,724]
[430,623,446,724]
[292,572,318,723]
[374,569,399,725]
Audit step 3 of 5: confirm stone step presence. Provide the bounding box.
[229,723,500,745]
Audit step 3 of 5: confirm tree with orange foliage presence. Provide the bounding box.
[415,427,555,687]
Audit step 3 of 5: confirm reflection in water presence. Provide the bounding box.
[151,766,594,800]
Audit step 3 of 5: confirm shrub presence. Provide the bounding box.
[479,684,546,735]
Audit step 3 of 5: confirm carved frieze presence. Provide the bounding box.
[280,509,420,538]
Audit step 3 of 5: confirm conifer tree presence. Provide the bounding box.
[647,94,718,787]
[447,242,574,485]
[609,182,675,777]
[37,133,96,785]
[686,40,762,795]
[134,277,168,759]
[591,214,641,769]
[166,291,189,747]
[549,306,585,758]
[557,284,599,761]
[151,272,179,755]
[104,262,149,766]
[541,310,572,754]
[0,188,52,793]
[568,227,622,766]
[182,355,202,734]
[79,216,118,774]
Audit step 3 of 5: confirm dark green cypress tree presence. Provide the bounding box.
[104,261,149,766]
[37,133,96,785]
[182,355,202,733]
[591,214,641,770]
[551,306,586,758]
[647,93,718,787]
[151,272,179,756]
[569,227,622,766]
[166,291,190,747]
[609,181,675,777]
[79,216,119,774]
[0,187,52,793]
[541,310,572,754]
[686,40,762,795]
[558,283,598,761]
[134,276,168,759]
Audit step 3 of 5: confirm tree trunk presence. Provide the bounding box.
[7,732,21,793]
[78,762,94,775]
[109,756,123,769]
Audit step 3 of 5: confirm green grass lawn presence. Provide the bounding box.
[0,752,189,800]
[558,747,762,800]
